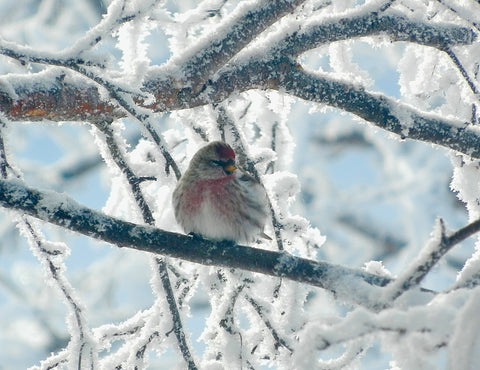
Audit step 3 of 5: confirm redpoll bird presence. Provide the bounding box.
[173,141,270,243]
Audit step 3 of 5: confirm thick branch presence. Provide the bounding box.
[0,178,392,307]
[145,11,476,111]
[0,73,122,122]
[4,57,480,161]
[0,7,474,120]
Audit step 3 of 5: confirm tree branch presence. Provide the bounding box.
[282,11,476,58]
[150,0,307,89]
[1,7,475,120]
[443,45,480,98]
[0,178,394,308]
[280,65,480,157]
[0,9,478,164]
[385,218,480,302]
[92,122,196,368]
[0,71,122,122]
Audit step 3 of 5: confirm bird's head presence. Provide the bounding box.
[190,141,237,179]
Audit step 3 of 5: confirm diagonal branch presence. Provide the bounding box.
[384,218,480,303]
[279,64,480,157]
[443,45,480,99]
[146,0,307,90]
[92,123,196,368]
[0,177,393,308]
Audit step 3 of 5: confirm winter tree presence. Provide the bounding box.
[0,0,479,368]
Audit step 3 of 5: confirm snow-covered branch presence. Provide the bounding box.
[165,0,308,86]
[384,217,480,302]
[1,22,478,161]
[280,66,480,157]
[0,177,393,307]
[282,11,476,57]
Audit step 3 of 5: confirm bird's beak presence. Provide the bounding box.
[224,164,237,173]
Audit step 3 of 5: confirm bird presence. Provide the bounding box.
[172,141,270,244]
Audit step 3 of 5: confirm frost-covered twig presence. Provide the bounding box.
[64,0,162,57]
[378,0,396,13]
[155,257,197,370]
[443,46,480,99]
[244,294,293,353]
[0,0,159,67]
[435,0,480,32]
[0,177,398,308]
[384,218,480,303]
[93,122,197,368]
[0,120,96,369]
[95,121,155,223]
[22,220,97,370]
[0,121,10,178]
[296,305,449,365]
[0,39,103,68]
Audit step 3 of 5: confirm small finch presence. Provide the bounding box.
[173,141,270,243]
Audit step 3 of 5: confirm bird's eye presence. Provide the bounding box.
[210,160,224,167]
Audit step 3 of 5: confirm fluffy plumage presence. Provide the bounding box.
[173,141,269,243]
